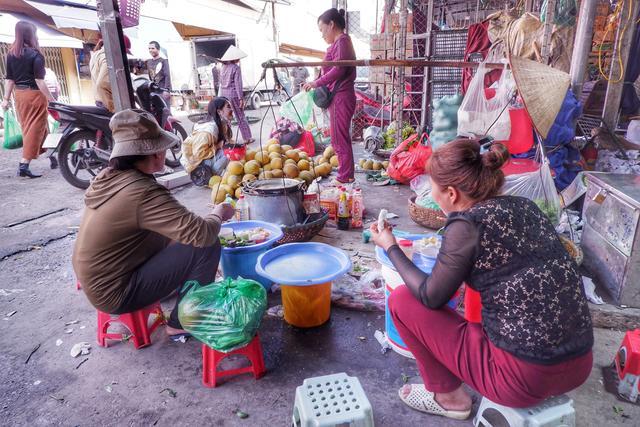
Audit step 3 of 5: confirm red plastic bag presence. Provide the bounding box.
[386,133,432,184]
[295,130,315,156]
[223,144,246,161]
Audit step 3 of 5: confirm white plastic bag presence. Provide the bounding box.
[501,147,561,224]
[457,63,515,140]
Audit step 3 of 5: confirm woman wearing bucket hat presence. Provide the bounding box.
[72,109,235,337]
[219,45,254,144]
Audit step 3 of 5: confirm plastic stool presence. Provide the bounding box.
[97,303,165,349]
[292,372,374,427]
[202,334,266,388]
[473,394,575,427]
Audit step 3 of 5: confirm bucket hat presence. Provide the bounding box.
[220,45,247,62]
[509,55,571,139]
[109,109,179,159]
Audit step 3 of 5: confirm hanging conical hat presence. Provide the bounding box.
[509,55,571,139]
[220,45,247,62]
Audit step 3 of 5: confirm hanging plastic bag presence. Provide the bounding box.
[387,133,432,185]
[501,146,561,224]
[541,0,577,27]
[457,63,515,141]
[178,277,267,353]
[3,109,23,150]
[280,90,314,127]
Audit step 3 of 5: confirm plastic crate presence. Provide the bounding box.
[430,29,468,59]
[429,66,463,82]
[429,81,461,99]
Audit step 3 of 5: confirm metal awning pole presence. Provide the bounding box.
[96,0,133,111]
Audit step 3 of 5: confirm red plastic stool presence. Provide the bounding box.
[202,334,266,387]
[97,303,165,349]
[76,280,82,291]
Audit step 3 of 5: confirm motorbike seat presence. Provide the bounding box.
[63,105,112,116]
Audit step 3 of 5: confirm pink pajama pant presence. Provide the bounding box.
[329,91,356,182]
[389,285,592,408]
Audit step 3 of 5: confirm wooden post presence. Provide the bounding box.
[602,0,640,129]
[96,0,133,111]
[419,0,434,130]
[541,0,557,62]
[395,0,409,145]
[570,0,598,97]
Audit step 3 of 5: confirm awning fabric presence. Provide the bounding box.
[279,43,325,60]
[0,12,83,48]
[25,1,99,30]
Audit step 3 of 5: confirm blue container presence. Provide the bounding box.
[375,236,458,358]
[219,220,284,290]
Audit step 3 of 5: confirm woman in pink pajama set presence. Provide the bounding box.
[304,8,356,184]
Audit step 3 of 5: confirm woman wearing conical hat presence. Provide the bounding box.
[219,45,254,144]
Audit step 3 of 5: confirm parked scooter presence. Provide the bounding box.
[46,77,186,189]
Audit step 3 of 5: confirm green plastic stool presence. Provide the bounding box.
[292,372,374,427]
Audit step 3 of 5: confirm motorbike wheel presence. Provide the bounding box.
[165,122,187,168]
[58,130,109,190]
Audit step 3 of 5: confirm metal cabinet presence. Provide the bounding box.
[582,173,640,306]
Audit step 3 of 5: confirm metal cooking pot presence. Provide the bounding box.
[243,179,305,226]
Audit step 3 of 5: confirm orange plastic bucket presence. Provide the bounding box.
[280,282,331,327]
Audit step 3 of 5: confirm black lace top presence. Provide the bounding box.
[387,196,593,365]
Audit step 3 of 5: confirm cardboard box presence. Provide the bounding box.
[596,2,610,16]
[390,13,414,33]
[594,16,607,31]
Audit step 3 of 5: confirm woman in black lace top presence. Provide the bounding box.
[370,139,593,420]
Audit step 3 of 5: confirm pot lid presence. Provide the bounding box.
[245,179,302,194]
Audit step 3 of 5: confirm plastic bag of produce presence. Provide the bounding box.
[3,109,23,150]
[501,147,561,224]
[178,277,267,353]
[457,63,515,141]
[280,90,314,127]
[387,133,432,184]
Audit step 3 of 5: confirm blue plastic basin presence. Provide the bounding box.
[256,242,352,286]
[219,220,284,290]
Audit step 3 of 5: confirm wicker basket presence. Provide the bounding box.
[559,235,584,266]
[276,209,329,245]
[408,196,448,230]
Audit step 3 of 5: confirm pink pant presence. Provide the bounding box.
[389,285,592,408]
[329,91,355,182]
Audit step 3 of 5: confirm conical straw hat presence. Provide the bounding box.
[220,45,247,62]
[509,55,571,139]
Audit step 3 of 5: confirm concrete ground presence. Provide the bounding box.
[1,110,639,426]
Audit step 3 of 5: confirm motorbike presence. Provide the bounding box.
[46,77,186,189]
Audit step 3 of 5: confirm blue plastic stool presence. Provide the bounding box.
[473,394,575,427]
[292,372,373,427]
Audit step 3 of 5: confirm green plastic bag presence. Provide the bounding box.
[280,90,314,127]
[3,109,23,150]
[178,277,267,353]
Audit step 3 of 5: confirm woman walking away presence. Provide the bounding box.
[303,8,356,184]
[219,46,254,144]
[370,139,593,420]
[73,109,235,338]
[1,21,55,178]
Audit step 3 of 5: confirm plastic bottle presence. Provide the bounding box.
[350,188,363,228]
[235,195,250,221]
[337,188,350,230]
[224,194,236,209]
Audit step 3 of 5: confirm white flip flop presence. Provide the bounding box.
[398,384,471,420]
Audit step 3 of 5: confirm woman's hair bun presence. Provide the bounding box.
[339,9,346,17]
[481,143,509,171]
